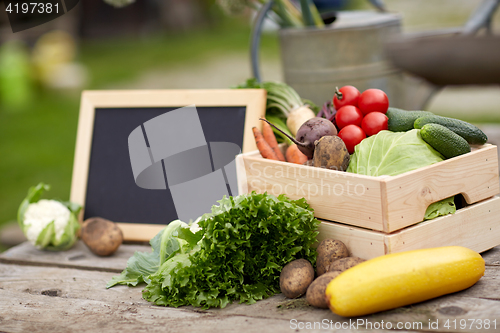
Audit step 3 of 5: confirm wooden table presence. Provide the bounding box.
[1,241,500,333]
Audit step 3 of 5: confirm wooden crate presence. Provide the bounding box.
[236,144,499,233]
[317,196,500,259]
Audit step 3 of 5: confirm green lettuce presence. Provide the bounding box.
[107,192,320,309]
[424,196,456,220]
[106,220,189,287]
[347,130,455,219]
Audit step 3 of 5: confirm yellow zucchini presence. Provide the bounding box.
[325,246,485,317]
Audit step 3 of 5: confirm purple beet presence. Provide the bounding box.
[260,117,337,159]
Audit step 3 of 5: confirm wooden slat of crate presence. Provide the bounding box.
[317,196,500,260]
[236,144,499,233]
[383,144,500,232]
[236,152,385,231]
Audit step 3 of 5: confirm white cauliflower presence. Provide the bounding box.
[18,183,81,251]
[23,199,71,244]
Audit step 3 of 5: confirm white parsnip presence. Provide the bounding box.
[237,79,317,138]
[287,106,316,136]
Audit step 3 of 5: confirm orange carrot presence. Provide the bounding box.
[286,144,309,164]
[253,127,279,160]
[261,119,286,161]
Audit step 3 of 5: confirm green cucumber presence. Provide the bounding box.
[420,123,471,159]
[414,115,487,145]
[386,107,434,132]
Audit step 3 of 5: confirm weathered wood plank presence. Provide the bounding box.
[0,241,150,272]
[454,267,500,301]
[1,263,500,333]
[3,240,500,274]
[2,243,500,333]
[0,263,381,333]
[361,296,500,333]
[482,246,500,266]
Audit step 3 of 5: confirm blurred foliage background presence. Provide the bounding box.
[1,0,499,250]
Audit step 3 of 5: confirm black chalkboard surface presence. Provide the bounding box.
[84,106,246,224]
[70,90,266,241]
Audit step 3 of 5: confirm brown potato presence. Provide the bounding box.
[312,136,350,171]
[81,217,123,256]
[306,271,341,308]
[316,239,349,276]
[280,259,315,299]
[328,257,366,273]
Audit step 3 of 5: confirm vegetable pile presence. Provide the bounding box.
[18,183,81,251]
[284,239,485,318]
[249,81,488,170]
[246,81,490,221]
[107,192,320,309]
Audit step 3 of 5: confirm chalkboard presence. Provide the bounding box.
[70,90,266,241]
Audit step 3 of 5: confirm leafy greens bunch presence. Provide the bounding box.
[108,192,320,309]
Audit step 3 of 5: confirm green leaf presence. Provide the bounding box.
[107,221,196,288]
[46,212,80,251]
[61,200,82,215]
[347,129,444,176]
[106,250,160,288]
[177,227,203,246]
[235,79,304,118]
[107,227,166,288]
[274,0,296,28]
[265,115,292,144]
[17,183,50,230]
[300,0,315,26]
[159,220,187,265]
[35,221,55,249]
[424,196,456,220]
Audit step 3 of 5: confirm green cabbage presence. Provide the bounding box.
[347,129,444,176]
[347,130,455,219]
[17,183,81,251]
[107,192,320,309]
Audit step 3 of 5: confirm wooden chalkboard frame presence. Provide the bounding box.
[70,89,266,241]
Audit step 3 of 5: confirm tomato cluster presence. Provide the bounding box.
[333,86,389,153]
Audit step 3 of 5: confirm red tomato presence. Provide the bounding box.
[335,105,363,130]
[333,85,360,109]
[358,89,389,115]
[361,112,388,136]
[338,125,366,154]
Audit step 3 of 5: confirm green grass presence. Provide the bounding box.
[0,22,279,232]
[0,91,79,227]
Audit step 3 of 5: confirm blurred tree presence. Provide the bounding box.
[0,41,33,110]
[81,0,224,38]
